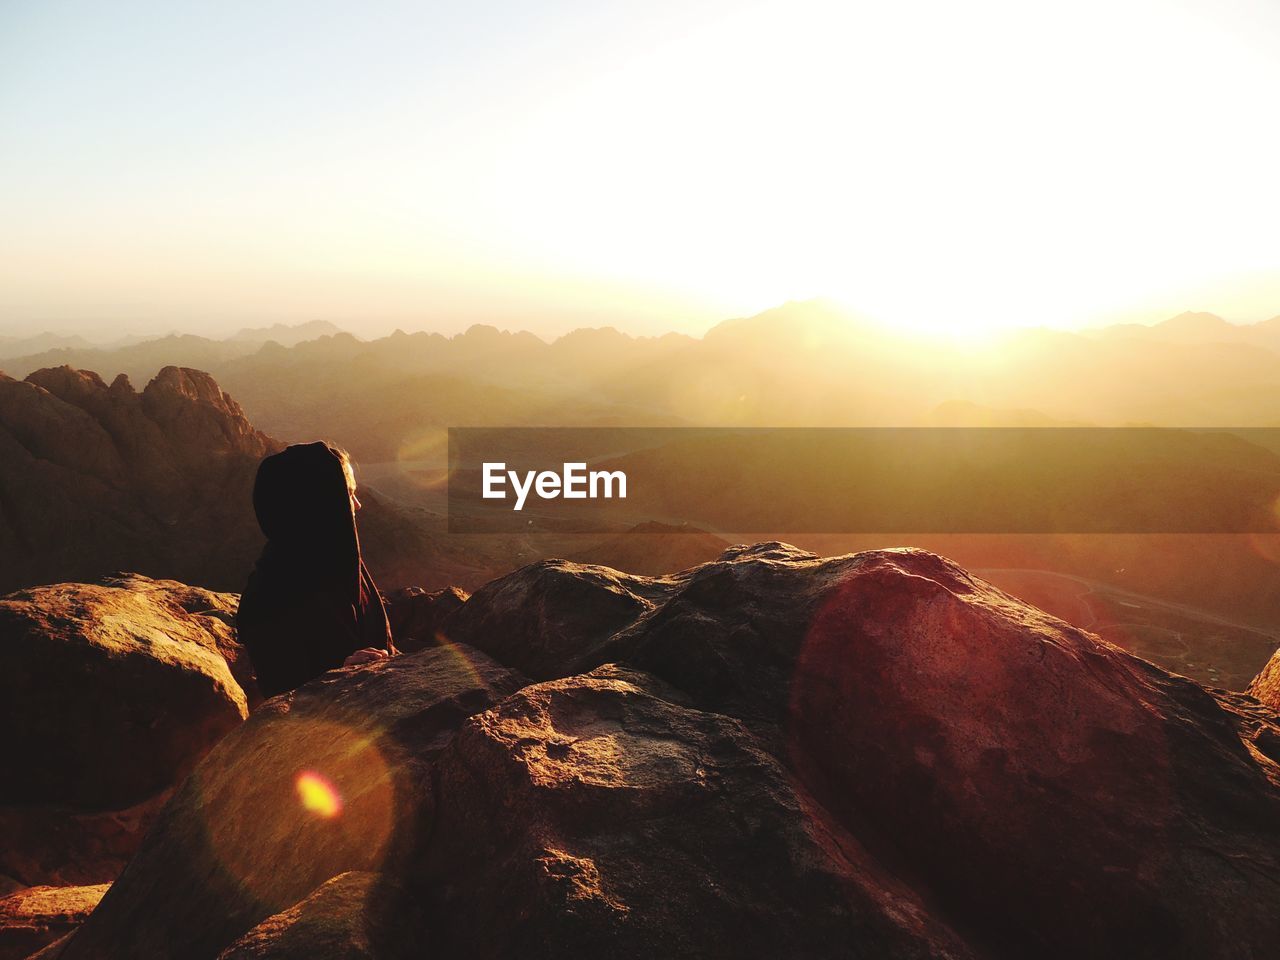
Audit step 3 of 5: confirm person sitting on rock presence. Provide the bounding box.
[236,441,395,698]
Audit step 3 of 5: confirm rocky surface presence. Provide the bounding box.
[440,559,671,680]
[0,364,492,597]
[34,546,1280,959]
[1250,647,1280,711]
[0,575,253,894]
[0,575,250,810]
[419,664,972,959]
[384,585,468,653]
[25,937,72,960]
[0,366,277,594]
[59,647,525,960]
[216,872,407,960]
[0,794,170,891]
[0,884,107,960]
[565,521,731,577]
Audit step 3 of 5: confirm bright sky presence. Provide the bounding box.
[2,0,1279,340]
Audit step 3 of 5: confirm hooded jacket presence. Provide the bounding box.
[236,442,393,698]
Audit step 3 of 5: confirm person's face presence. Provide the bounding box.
[340,457,361,513]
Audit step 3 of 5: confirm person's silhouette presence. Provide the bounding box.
[236,441,394,698]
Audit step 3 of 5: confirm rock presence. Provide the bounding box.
[0,575,250,809]
[384,586,468,653]
[1215,688,1280,769]
[602,545,1280,957]
[0,365,471,597]
[0,793,169,889]
[46,547,1280,960]
[600,540,828,725]
[139,367,271,477]
[1250,646,1280,711]
[60,647,526,960]
[99,573,257,702]
[22,942,72,960]
[20,934,70,960]
[0,575,252,892]
[566,521,732,576]
[0,366,277,594]
[419,665,974,959]
[439,559,671,679]
[216,872,411,960]
[0,885,107,960]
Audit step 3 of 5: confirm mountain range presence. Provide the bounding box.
[7,303,1280,467]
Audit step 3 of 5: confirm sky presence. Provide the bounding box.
[2,0,1280,341]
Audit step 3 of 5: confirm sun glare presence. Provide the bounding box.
[477,0,1280,337]
[295,771,343,819]
[2,0,1278,335]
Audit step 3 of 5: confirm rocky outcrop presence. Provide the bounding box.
[0,364,483,597]
[384,586,468,653]
[46,547,1280,959]
[0,794,170,891]
[0,576,252,891]
[566,521,732,576]
[1250,647,1280,711]
[0,575,250,809]
[25,935,73,959]
[440,559,670,679]
[0,884,107,960]
[419,664,972,958]
[59,647,525,960]
[216,872,409,960]
[0,366,277,594]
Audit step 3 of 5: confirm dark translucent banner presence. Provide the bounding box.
[446,427,1280,534]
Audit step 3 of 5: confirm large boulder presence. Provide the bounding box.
[599,545,1280,956]
[439,559,671,679]
[0,794,169,889]
[0,575,250,810]
[566,521,732,576]
[1250,646,1280,711]
[778,550,1280,958]
[99,573,256,699]
[216,872,408,960]
[384,585,468,653]
[418,665,973,959]
[0,885,107,960]
[60,647,526,960]
[0,575,254,895]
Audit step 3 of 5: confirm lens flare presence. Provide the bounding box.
[432,636,488,689]
[185,715,395,914]
[296,771,343,818]
[1248,531,1280,565]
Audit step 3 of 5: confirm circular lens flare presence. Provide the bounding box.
[1248,531,1280,564]
[296,770,343,818]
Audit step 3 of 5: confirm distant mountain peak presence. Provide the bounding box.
[551,326,634,352]
[457,324,548,346]
[704,298,875,345]
[1159,311,1229,331]
[0,332,95,361]
[230,320,346,346]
